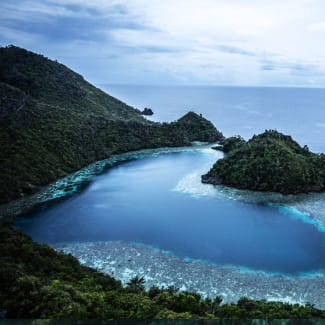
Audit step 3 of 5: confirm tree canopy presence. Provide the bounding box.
[0,46,223,204]
[203,130,325,194]
[1,225,324,319]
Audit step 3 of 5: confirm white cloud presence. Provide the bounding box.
[308,21,325,32]
[315,122,325,128]
[2,0,325,86]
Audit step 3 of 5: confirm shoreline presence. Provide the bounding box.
[174,167,325,231]
[0,143,211,220]
[3,144,325,310]
[53,240,325,309]
[3,143,325,231]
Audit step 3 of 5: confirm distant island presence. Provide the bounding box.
[141,107,154,115]
[202,130,325,194]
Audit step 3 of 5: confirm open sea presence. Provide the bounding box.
[14,86,325,307]
[103,85,325,153]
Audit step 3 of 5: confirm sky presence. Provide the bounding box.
[1,0,325,87]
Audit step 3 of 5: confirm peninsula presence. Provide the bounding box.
[0,46,223,205]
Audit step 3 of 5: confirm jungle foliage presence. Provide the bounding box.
[203,130,325,194]
[0,46,223,204]
[1,225,324,319]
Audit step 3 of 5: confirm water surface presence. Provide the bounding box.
[17,148,325,275]
[103,85,325,152]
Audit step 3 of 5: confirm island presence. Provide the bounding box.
[141,107,154,115]
[202,130,325,194]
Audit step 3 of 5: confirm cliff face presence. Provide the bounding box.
[0,46,223,204]
[202,130,325,194]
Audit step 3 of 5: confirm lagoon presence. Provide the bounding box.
[13,85,325,307]
[16,146,325,275]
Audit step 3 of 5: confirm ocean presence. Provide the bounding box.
[102,85,325,153]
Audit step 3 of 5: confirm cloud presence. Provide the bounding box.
[0,0,146,43]
[215,45,256,57]
[1,0,325,86]
[315,122,325,128]
[308,21,325,32]
[260,59,325,77]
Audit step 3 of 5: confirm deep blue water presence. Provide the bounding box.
[16,86,325,275]
[102,85,325,153]
[17,148,325,274]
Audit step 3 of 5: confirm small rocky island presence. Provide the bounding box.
[141,107,154,115]
[202,130,325,194]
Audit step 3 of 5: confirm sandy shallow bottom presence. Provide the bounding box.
[174,167,325,232]
[53,240,325,309]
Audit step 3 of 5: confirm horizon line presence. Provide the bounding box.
[98,83,325,90]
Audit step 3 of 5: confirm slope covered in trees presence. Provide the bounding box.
[1,225,324,319]
[202,130,325,194]
[0,46,223,204]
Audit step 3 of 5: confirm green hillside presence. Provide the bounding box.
[202,130,325,194]
[0,46,223,204]
[1,225,324,319]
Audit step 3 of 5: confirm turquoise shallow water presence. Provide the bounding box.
[16,147,325,275]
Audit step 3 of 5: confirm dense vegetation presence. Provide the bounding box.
[0,45,223,204]
[1,224,324,319]
[221,135,246,153]
[202,130,325,194]
[2,46,324,320]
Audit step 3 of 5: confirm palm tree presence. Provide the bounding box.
[126,275,145,291]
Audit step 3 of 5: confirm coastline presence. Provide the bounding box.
[175,166,325,231]
[53,240,325,309]
[0,143,211,220]
[3,144,325,311]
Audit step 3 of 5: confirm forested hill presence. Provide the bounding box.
[1,225,324,319]
[202,130,325,194]
[0,46,145,122]
[0,46,223,204]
